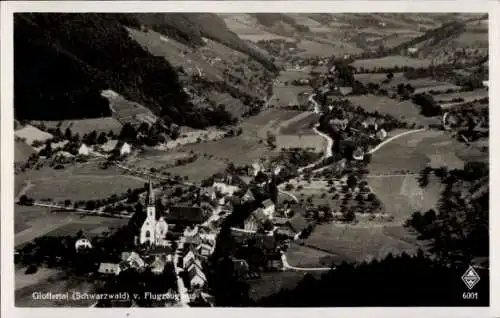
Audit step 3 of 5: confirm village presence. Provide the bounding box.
[12,12,489,308]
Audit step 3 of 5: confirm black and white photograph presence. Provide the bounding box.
[1,1,495,313]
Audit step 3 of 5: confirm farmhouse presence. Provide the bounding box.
[243,208,268,232]
[280,215,308,237]
[187,265,207,289]
[97,262,121,276]
[150,256,166,275]
[261,199,275,219]
[101,140,132,156]
[75,236,92,251]
[407,47,419,55]
[78,143,90,156]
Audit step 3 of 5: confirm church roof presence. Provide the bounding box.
[166,206,207,224]
[149,246,173,256]
[261,199,274,209]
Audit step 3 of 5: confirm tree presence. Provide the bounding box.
[346,175,357,190]
[119,123,137,143]
[266,132,276,149]
[386,72,394,81]
[97,132,108,145]
[64,127,73,140]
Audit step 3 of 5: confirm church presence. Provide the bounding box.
[136,180,170,247]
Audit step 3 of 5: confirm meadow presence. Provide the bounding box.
[31,117,122,135]
[25,175,145,202]
[351,55,432,70]
[347,94,440,126]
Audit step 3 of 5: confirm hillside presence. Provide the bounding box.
[14,13,237,128]
[134,13,278,73]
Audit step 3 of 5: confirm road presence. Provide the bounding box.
[367,128,426,155]
[280,252,334,272]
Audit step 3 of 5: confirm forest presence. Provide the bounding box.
[14,13,236,128]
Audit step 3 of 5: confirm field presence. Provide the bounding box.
[16,271,98,307]
[15,125,53,146]
[180,109,304,165]
[30,117,123,135]
[128,28,224,82]
[354,73,461,94]
[276,135,325,153]
[101,89,157,126]
[221,14,294,42]
[286,243,341,267]
[273,86,310,107]
[296,38,362,57]
[279,112,319,135]
[15,140,35,163]
[367,174,442,222]
[347,94,440,126]
[25,175,144,202]
[163,157,228,182]
[209,92,247,117]
[305,223,422,263]
[15,204,129,247]
[367,129,470,175]
[126,151,193,170]
[351,56,432,70]
[435,88,489,108]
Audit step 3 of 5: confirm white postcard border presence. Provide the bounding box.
[1,1,498,318]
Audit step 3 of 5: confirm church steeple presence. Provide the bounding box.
[146,179,156,221]
[146,179,155,207]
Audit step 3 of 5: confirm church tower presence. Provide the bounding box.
[140,179,157,246]
[146,179,156,220]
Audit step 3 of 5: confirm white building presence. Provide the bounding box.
[75,237,92,251]
[97,263,121,275]
[115,141,131,156]
[78,143,90,156]
[261,199,275,219]
[139,180,169,246]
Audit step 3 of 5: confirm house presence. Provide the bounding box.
[126,252,146,270]
[281,215,308,237]
[232,259,250,277]
[376,129,388,140]
[256,234,276,251]
[197,241,215,257]
[336,86,353,96]
[407,47,419,55]
[114,141,131,156]
[330,118,349,131]
[352,147,365,161]
[97,262,121,275]
[78,143,90,156]
[185,257,203,272]
[75,236,92,251]
[149,246,173,257]
[200,187,216,201]
[243,208,268,232]
[482,80,488,88]
[101,140,119,153]
[150,256,166,275]
[261,199,275,219]
[183,249,197,269]
[187,266,207,288]
[362,118,378,131]
[212,181,240,197]
[241,189,256,203]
